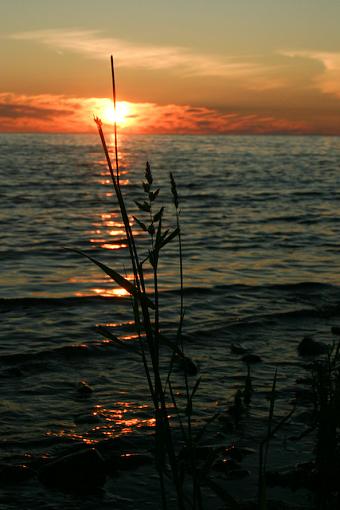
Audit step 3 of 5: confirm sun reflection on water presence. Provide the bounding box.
[100,243,128,250]
[89,238,107,243]
[91,287,129,297]
[101,213,116,220]
[72,146,142,299]
[96,402,156,435]
[47,401,155,445]
[108,229,125,236]
[46,430,98,446]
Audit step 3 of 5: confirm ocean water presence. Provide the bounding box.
[1,133,340,508]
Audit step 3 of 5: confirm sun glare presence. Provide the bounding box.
[102,101,130,126]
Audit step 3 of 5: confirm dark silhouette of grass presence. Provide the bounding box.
[73,56,241,510]
[71,57,340,510]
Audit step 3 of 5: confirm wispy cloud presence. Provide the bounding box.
[281,50,340,99]
[10,28,265,79]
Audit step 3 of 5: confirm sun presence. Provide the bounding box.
[102,101,129,126]
[90,99,134,130]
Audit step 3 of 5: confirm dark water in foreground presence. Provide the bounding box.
[1,133,340,508]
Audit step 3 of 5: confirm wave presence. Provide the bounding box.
[1,281,339,308]
[0,295,128,310]
[225,303,340,329]
[0,339,123,368]
[1,282,339,362]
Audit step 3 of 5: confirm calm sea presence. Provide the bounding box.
[1,133,340,508]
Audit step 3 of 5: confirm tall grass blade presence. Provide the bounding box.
[110,56,120,186]
[95,325,142,354]
[159,227,180,249]
[69,248,154,308]
[204,478,240,509]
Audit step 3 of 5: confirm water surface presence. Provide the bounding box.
[1,133,340,508]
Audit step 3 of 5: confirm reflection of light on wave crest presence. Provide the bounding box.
[47,401,155,444]
[100,243,128,250]
[92,287,129,297]
[108,229,125,236]
[74,288,129,297]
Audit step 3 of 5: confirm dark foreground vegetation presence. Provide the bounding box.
[1,59,340,510]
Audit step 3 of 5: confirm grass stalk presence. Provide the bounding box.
[258,369,277,510]
[110,56,120,187]
[170,172,200,506]
[81,56,222,510]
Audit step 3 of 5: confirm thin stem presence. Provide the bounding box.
[110,56,120,187]
[176,210,184,351]
[154,264,160,366]
[95,62,187,510]
[174,189,194,493]
[94,119,139,285]
[159,468,168,510]
[168,380,187,441]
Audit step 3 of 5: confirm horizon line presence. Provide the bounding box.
[0,130,339,137]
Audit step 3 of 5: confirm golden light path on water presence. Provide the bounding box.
[63,134,159,441]
[71,149,141,298]
[47,403,156,445]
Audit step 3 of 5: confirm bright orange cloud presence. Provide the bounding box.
[0,92,326,135]
[0,94,134,133]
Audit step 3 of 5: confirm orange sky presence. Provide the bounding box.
[0,93,315,135]
[1,1,340,135]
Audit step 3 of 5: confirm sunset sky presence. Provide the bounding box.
[1,0,340,134]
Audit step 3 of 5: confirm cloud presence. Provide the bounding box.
[0,103,72,119]
[0,93,89,132]
[281,50,340,99]
[133,104,309,135]
[0,92,312,135]
[10,28,266,79]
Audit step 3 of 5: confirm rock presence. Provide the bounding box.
[77,381,93,395]
[74,413,102,425]
[241,353,262,364]
[105,452,153,472]
[218,415,235,433]
[331,326,340,336]
[96,437,134,453]
[266,461,316,491]
[295,376,313,385]
[175,355,198,375]
[291,410,315,426]
[297,336,328,356]
[302,362,315,371]
[213,458,239,473]
[228,390,244,424]
[230,343,247,354]
[118,453,152,469]
[0,463,34,483]
[243,365,253,405]
[38,448,106,491]
[294,386,314,402]
[228,445,256,461]
[96,434,152,454]
[226,468,250,480]
[178,445,213,463]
